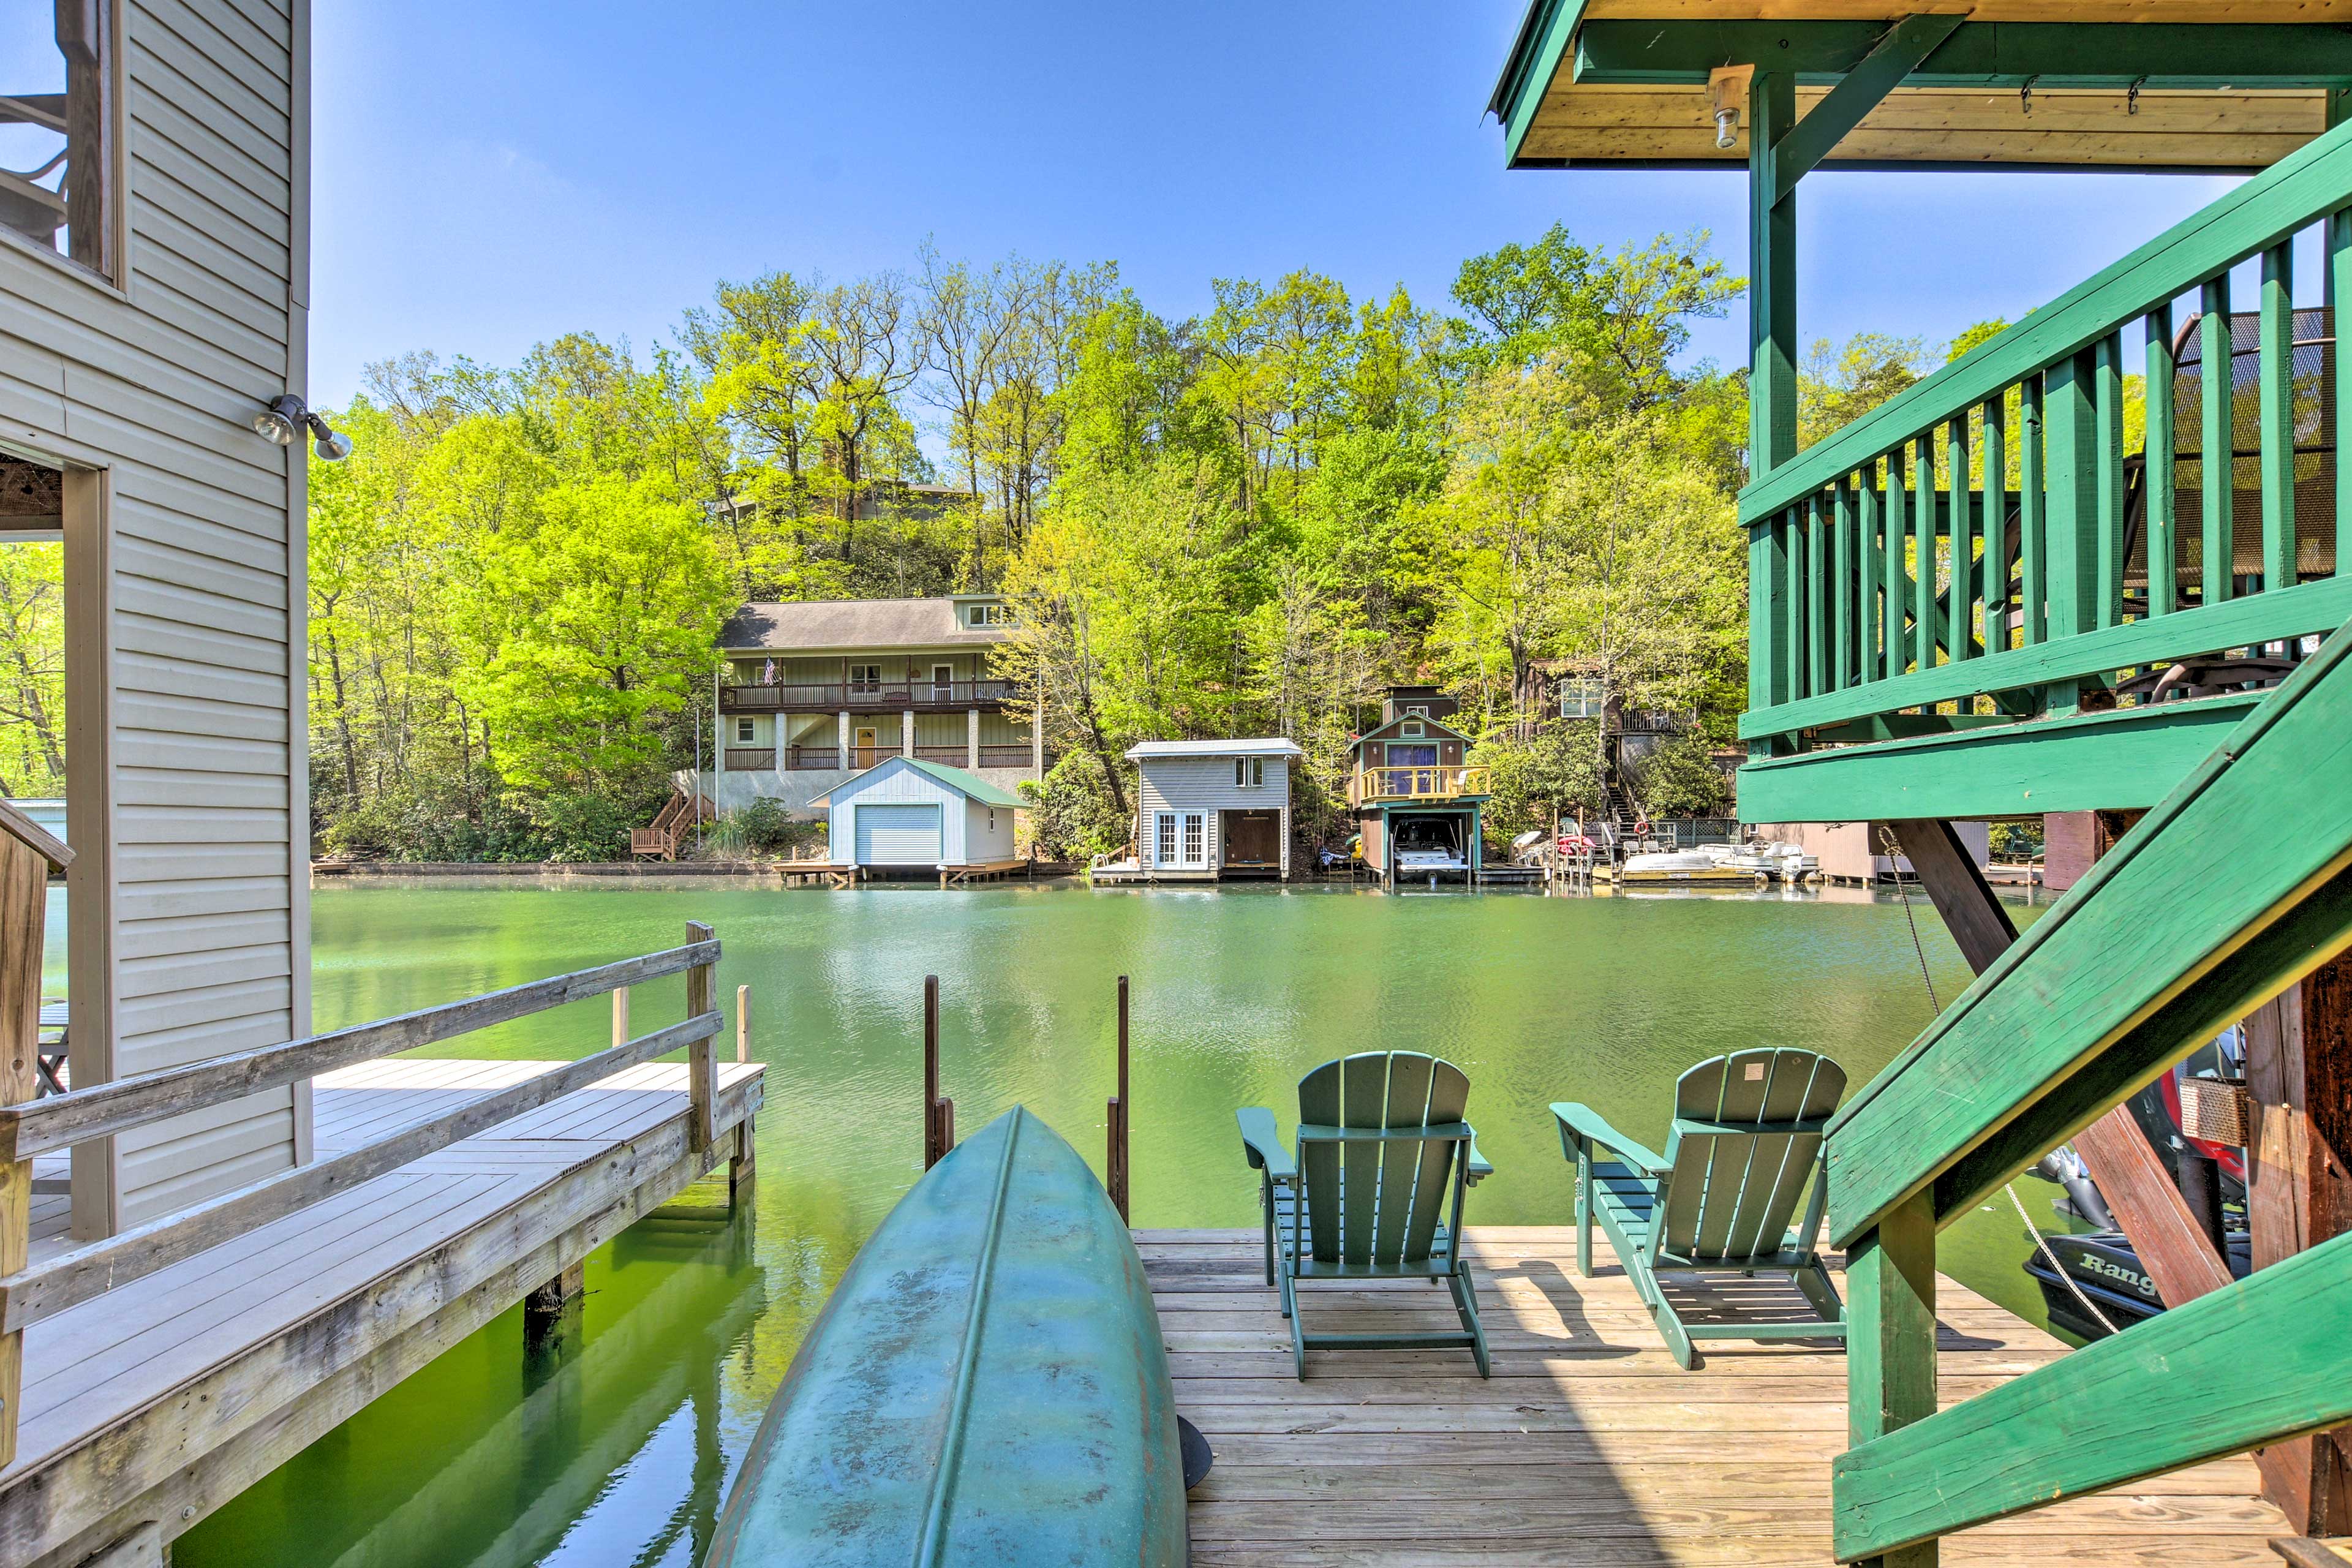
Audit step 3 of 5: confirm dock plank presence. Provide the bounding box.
[1149,1231,2288,1567]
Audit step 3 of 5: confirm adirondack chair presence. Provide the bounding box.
[1237,1051,1493,1379]
[1551,1047,1847,1368]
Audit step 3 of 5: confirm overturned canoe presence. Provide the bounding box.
[708,1105,1186,1567]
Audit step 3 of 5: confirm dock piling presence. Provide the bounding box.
[685,922,717,1153]
[523,1260,586,1356]
[922,976,955,1168]
[731,985,756,1208]
[1107,975,1131,1223]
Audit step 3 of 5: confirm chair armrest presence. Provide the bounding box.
[1466,1134,1493,1186]
[1551,1102,1668,1175]
[1237,1107,1294,1182]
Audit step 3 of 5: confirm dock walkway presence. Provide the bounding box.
[3,1057,761,1568]
[1146,1227,2288,1566]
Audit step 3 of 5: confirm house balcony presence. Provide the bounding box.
[1736,129,2352,827]
[1350,766,1490,807]
[718,679,1018,714]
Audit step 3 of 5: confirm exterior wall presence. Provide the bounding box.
[964,797,1014,862]
[3,0,315,1232]
[1136,756,1290,869]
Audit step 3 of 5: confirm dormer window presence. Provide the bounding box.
[1406,704,1428,717]
[967,602,1011,627]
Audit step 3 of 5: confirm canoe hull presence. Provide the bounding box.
[709,1105,1185,1566]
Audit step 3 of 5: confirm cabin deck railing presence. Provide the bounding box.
[1349,766,1491,805]
[0,923,743,1467]
[1740,118,2352,761]
[720,679,1017,714]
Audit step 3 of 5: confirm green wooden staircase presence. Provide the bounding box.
[1822,607,2352,1561]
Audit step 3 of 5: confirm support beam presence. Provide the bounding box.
[2246,956,2352,1534]
[1845,1191,1938,1568]
[1748,68,1798,478]
[1774,13,1966,204]
[522,1260,586,1357]
[1885,820,2015,974]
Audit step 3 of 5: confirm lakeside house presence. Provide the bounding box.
[1346,686,1490,884]
[704,594,1041,816]
[1106,738,1305,882]
[811,755,1026,878]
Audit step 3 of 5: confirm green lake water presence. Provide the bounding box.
[111,878,2065,1568]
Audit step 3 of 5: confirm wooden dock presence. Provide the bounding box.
[2,1055,761,1568]
[1145,1227,2290,1567]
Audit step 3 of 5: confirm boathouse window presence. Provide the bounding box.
[1401,722,1424,737]
[1,1,116,281]
[1234,756,1264,788]
[848,663,881,693]
[1406,704,1428,717]
[1155,812,1177,865]
[1183,812,1205,865]
[1559,677,1604,720]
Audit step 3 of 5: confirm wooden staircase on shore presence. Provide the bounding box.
[633,788,716,862]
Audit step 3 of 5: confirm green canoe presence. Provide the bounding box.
[707,1105,1187,1566]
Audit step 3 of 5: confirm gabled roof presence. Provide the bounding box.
[1353,713,1472,749]
[810,754,1028,810]
[719,597,1009,653]
[1124,738,1305,761]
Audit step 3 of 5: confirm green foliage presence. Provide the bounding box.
[1472,723,1604,840]
[0,541,64,797]
[1626,729,1730,820]
[1989,818,2045,861]
[704,797,824,859]
[1020,752,1131,862]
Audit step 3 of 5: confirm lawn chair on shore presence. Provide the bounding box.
[1237,1051,1493,1379]
[1551,1047,1847,1368]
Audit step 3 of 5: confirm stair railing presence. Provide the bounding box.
[1743,118,2352,766]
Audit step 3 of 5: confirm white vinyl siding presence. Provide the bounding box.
[853,804,941,865]
[2,0,311,1232]
[1136,755,1290,818]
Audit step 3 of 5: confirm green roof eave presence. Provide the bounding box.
[900,756,1028,809]
[1488,0,1587,169]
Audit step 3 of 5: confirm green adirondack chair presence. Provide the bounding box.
[1551,1047,1847,1368]
[1237,1051,1492,1379]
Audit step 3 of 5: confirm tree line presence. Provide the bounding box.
[0,227,2008,858]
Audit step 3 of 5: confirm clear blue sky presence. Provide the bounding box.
[307,2,2242,408]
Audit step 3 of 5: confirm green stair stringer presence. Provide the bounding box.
[1826,612,2352,1248]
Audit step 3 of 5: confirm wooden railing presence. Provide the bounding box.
[721,747,775,771]
[1741,118,2352,758]
[0,923,742,1466]
[976,745,1033,769]
[784,745,839,771]
[1820,617,2352,1560]
[1349,766,1491,805]
[720,679,1017,713]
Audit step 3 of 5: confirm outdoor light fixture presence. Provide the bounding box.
[1714,107,1740,150]
[251,394,354,461]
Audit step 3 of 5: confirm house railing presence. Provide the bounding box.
[976,745,1034,770]
[912,745,967,764]
[0,924,747,1468]
[721,747,774,771]
[1740,118,2352,760]
[720,680,1017,714]
[1349,766,1491,805]
[784,746,839,771]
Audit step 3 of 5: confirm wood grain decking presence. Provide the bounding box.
[1,1057,761,1568]
[1144,1227,2290,1567]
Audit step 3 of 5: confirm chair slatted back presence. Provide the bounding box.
[1297,1051,1469,1267]
[1653,1048,1845,1264]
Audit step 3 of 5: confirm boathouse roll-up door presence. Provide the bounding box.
[856,803,942,864]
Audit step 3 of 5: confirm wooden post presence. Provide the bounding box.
[1107,974,1131,1224]
[524,1259,586,1354]
[685,921,715,1154]
[1847,1190,1938,1568]
[0,801,70,1469]
[611,986,629,1049]
[922,974,954,1169]
[2245,956,2352,1533]
[730,984,756,1208]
